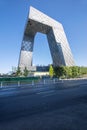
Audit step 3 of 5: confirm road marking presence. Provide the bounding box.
[36,90,55,95]
[42,92,57,97]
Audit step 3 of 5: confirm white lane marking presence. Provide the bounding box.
[36,90,55,95]
[42,92,57,97]
[0,87,17,91]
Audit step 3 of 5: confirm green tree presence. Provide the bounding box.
[71,66,78,78]
[49,65,54,78]
[23,67,29,77]
[68,67,73,78]
[64,67,72,78]
[77,67,81,77]
[54,66,65,78]
[16,67,22,77]
[81,67,87,75]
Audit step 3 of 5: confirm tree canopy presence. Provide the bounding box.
[49,65,87,79]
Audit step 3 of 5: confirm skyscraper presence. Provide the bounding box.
[19,6,75,71]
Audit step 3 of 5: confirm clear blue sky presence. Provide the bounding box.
[0,0,87,73]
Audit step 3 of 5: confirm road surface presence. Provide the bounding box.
[0,79,87,130]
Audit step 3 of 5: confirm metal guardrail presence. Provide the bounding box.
[1,78,87,89]
[0,79,62,88]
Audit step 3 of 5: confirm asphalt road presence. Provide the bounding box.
[0,79,87,130]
